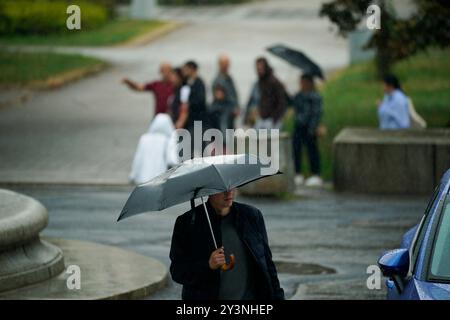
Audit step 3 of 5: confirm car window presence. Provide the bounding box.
[411,187,440,270]
[429,196,450,281]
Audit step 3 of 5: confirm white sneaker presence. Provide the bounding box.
[305,175,323,187]
[294,174,305,186]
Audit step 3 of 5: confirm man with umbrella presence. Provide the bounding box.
[118,154,284,300]
[266,45,325,187]
[170,188,284,300]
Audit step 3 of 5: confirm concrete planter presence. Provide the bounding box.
[234,131,295,196]
[333,128,450,194]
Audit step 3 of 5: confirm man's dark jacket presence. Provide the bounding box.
[258,74,287,123]
[185,77,207,129]
[169,201,284,300]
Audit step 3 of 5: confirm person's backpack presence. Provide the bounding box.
[407,97,427,129]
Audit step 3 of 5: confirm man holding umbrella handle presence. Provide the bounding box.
[201,195,236,271]
[170,189,284,300]
[118,154,284,300]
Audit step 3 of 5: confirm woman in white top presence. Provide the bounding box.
[168,67,191,129]
[129,114,179,185]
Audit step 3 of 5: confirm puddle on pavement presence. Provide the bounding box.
[275,261,336,275]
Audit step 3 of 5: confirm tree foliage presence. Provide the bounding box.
[320,0,450,77]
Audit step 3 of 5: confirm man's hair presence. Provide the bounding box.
[184,60,198,71]
[256,57,270,69]
[300,73,315,91]
[255,56,273,77]
[300,73,314,83]
[383,74,401,90]
[173,67,185,84]
[213,84,225,92]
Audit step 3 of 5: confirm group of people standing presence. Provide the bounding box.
[123,56,241,184]
[123,56,241,135]
[123,55,326,187]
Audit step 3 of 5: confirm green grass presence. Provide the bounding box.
[0,19,167,46]
[0,50,104,86]
[284,48,450,181]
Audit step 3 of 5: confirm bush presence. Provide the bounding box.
[0,0,108,35]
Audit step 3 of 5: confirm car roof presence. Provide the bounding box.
[442,169,450,187]
[414,168,450,280]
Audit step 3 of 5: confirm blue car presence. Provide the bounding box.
[378,169,450,300]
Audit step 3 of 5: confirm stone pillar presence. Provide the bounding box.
[130,0,156,19]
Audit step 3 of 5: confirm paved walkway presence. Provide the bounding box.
[0,0,348,185]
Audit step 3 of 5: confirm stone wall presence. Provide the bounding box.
[333,128,450,194]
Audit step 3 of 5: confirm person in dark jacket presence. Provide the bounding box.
[209,85,235,137]
[292,73,323,187]
[180,60,208,158]
[181,60,207,130]
[169,189,284,300]
[212,54,239,130]
[253,57,287,130]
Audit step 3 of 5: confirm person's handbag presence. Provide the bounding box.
[408,97,427,129]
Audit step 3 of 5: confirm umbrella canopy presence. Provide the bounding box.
[118,154,279,221]
[267,44,325,80]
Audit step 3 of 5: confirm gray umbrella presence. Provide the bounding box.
[118,154,279,269]
[267,44,325,80]
[118,154,278,220]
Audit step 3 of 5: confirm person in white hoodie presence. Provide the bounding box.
[129,114,179,185]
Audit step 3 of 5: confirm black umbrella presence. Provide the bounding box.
[118,154,280,271]
[267,44,325,80]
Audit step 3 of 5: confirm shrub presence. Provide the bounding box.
[0,0,108,35]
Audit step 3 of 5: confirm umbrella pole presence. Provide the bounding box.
[201,196,218,249]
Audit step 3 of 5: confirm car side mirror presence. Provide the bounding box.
[378,248,410,293]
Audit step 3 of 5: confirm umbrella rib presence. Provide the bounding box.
[211,164,228,191]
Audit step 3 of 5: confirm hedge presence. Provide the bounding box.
[0,0,108,35]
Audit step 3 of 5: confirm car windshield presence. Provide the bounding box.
[430,197,450,281]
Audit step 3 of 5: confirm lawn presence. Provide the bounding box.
[0,50,105,86]
[0,19,168,47]
[284,48,450,181]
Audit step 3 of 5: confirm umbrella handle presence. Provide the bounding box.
[221,253,235,271]
[200,197,235,272]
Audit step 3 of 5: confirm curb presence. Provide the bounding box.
[0,237,169,300]
[118,21,183,47]
[28,62,109,90]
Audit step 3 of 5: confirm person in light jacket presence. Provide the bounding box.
[129,114,178,184]
[377,74,410,130]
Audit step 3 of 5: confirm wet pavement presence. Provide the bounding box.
[5,184,428,299]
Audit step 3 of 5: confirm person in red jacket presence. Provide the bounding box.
[122,62,174,115]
